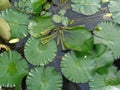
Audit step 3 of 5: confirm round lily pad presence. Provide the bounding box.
[71,0,101,15]
[26,66,63,90]
[0,51,28,87]
[24,37,57,66]
[61,52,96,83]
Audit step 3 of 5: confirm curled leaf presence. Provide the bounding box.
[0,44,10,51]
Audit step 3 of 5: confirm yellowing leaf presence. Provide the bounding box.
[0,44,10,51]
[103,13,112,20]
[0,18,11,41]
[9,38,20,44]
[102,0,110,3]
[0,0,11,10]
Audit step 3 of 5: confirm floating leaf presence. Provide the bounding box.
[29,16,55,38]
[52,15,62,23]
[89,66,120,90]
[71,0,101,15]
[94,22,120,59]
[26,66,62,90]
[61,52,96,83]
[58,9,66,16]
[0,18,10,41]
[109,0,120,24]
[0,0,11,10]
[0,51,28,87]
[30,0,47,13]
[24,37,57,66]
[61,16,69,26]
[0,9,29,39]
[64,26,93,52]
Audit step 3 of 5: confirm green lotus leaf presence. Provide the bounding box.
[0,18,10,41]
[64,26,93,52]
[0,9,29,39]
[24,37,57,66]
[0,51,28,87]
[94,22,120,59]
[29,16,55,38]
[61,52,96,83]
[30,0,47,13]
[89,66,120,90]
[26,66,63,90]
[71,0,101,15]
[109,0,120,24]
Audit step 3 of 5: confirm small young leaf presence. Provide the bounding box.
[58,9,66,16]
[61,16,69,26]
[52,15,62,23]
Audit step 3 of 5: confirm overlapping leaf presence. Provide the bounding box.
[0,9,29,39]
[24,37,57,66]
[93,44,114,69]
[89,66,120,90]
[26,67,62,90]
[61,52,96,83]
[0,51,28,87]
[71,0,101,15]
[109,0,120,24]
[64,26,93,52]
[94,22,120,59]
[29,16,55,38]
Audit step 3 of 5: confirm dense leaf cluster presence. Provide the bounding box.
[0,0,120,90]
